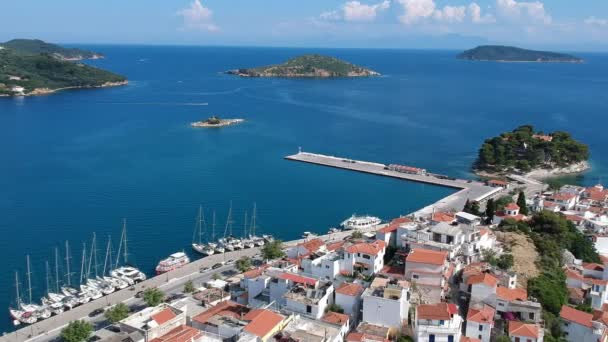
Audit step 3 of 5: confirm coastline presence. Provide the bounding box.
[459,58,583,63]
[474,160,590,180]
[191,118,244,128]
[1,80,128,97]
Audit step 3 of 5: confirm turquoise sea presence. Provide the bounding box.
[1,46,607,332]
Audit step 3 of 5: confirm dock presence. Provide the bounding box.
[285,152,502,216]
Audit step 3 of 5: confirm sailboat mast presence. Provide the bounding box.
[103,236,111,276]
[198,205,204,244]
[212,211,216,241]
[115,224,124,269]
[80,242,87,284]
[123,218,128,265]
[251,202,257,237]
[26,255,32,304]
[243,211,248,237]
[55,247,60,292]
[45,261,51,295]
[65,240,72,286]
[15,271,21,306]
[87,233,95,279]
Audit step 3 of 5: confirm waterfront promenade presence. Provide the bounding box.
[285,152,501,216]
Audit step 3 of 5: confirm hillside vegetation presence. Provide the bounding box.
[474,125,589,173]
[227,54,379,77]
[0,48,125,96]
[458,45,582,62]
[1,39,103,60]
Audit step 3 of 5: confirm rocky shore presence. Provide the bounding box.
[524,161,590,180]
[191,118,244,128]
[9,80,128,97]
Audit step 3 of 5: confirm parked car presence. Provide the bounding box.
[88,308,104,317]
[200,266,210,273]
[212,263,223,269]
[165,293,186,302]
[105,325,121,333]
[135,291,144,298]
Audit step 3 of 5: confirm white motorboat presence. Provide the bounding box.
[202,245,215,256]
[61,286,79,297]
[111,266,146,284]
[340,215,382,230]
[62,296,78,309]
[48,302,64,315]
[243,239,255,249]
[224,243,235,252]
[215,246,225,254]
[155,252,190,275]
[9,308,37,325]
[103,276,128,290]
[81,285,103,300]
[87,279,114,295]
[262,234,274,242]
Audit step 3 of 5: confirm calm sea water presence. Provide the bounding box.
[1,46,607,332]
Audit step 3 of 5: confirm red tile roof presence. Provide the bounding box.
[461,337,481,342]
[560,305,593,328]
[192,301,249,324]
[551,192,577,201]
[467,306,495,324]
[322,311,350,326]
[496,287,527,302]
[504,203,520,210]
[406,249,448,266]
[279,273,317,286]
[466,273,498,287]
[565,268,583,280]
[378,217,413,234]
[326,241,345,251]
[593,310,608,326]
[346,332,389,342]
[298,239,325,253]
[417,303,458,321]
[336,282,364,296]
[149,325,203,342]
[243,265,269,279]
[584,277,608,286]
[346,240,386,256]
[508,321,540,338]
[583,263,604,272]
[151,307,177,325]
[432,212,455,223]
[243,309,285,338]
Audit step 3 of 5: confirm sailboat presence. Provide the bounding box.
[85,233,115,295]
[9,271,38,325]
[192,205,211,255]
[19,255,52,320]
[43,261,64,316]
[249,203,265,247]
[100,235,128,290]
[110,219,146,284]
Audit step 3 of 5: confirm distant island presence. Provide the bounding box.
[226,54,380,78]
[457,45,583,63]
[474,125,589,179]
[191,116,244,128]
[0,39,126,97]
[0,39,103,61]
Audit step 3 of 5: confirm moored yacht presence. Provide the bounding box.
[155,252,190,275]
[340,215,382,230]
[10,308,37,325]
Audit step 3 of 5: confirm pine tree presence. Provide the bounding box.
[463,199,472,213]
[485,198,496,224]
[517,191,529,215]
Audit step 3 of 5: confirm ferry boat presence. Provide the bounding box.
[340,215,382,230]
[155,252,190,275]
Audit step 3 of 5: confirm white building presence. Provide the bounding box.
[414,303,462,342]
[335,282,364,321]
[362,278,410,330]
[343,240,386,276]
[301,249,342,280]
[465,305,495,342]
[119,304,186,342]
[284,278,334,320]
[560,305,606,342]
[405,248,449,303]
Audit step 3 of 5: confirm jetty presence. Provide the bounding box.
[285,151,502,216]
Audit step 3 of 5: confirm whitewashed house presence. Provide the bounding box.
[414,303,462,342]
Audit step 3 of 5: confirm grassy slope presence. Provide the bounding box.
[0,39,101,59]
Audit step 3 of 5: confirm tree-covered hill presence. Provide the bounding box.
[458,45,582,63]
[474,125,589,173]
[227,54,379,77]
[0,39,102,60]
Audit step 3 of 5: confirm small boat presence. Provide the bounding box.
[232,240,243,250]
[328,227,341,234]
[215,246,225,254]
[243,239,255,249]
[202,245,215,256]
[61,286,79,297]
[47,302,64,315]
[81,285,103,300]
[262,234,274,242]
[10,308,37,325]
[224,243,236,252]
[302,231,314,238]
[87,279,114,295]
[340,215,382,230]
[111,266,146,284]
[155,252,190,275]
[192,205,209,255]
[103,276,128,290]
[47,292,65,303]
[62,296,78,310]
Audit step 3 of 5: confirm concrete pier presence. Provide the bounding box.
[285,152,502,216]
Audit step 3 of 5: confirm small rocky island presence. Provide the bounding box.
[191,116,244,128]
[226,54,379,78]
[457,45,583,63]
[0,39,126,97]
[474,125,590,179]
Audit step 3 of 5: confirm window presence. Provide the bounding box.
[429,335,435,342]
[478,336,482,340]
[527,339,532,342]
[413,274,419,279]
[325,265,330,269]
[529,312,534,320]
[439,320,445,325]
[448,335,454,342]
[515,337,520,342]
[363,255,371,260]
[306,305,312,313]
[564,322,569,327]
[479,325,483,331]
[357,253,361,257]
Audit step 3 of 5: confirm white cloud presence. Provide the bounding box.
[468,3,496,24]
[397,0,436,24]
[496,0,552,25]
[177,0,219,32]
[319,10,342,21]
[585,16,608,27]
[433,5,466,23]
[343,0,391,22]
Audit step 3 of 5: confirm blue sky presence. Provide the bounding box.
[1,0,608,50]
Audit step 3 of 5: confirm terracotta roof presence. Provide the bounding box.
[508,321,540,338]
[192,301,249,324]
[243,309,285,338]
[467,306,495,324]
[543,201,560,208]
[584,277,608,286]
[326,241,345,251]
[592,310,608,326]
[583,263,604,272]
[496,287,527,302]
[565,215,585,223]
[243,265,269,279]
[601,255,608,264]
[152,307,177,325]
[322,311,350,326]
[568,287,585,301]
[378,217,413,233]
[560,305,593,328]
[466,273,498,287]
[336,282,364,296]
[432,212,455,222]
[149,325,203,342]
[504,203,520,210]
[345,240,386,256]
[346,332,389,342]
[565,268,584,280]
[279,273,317,286]
[461,337,481,342]
[551,193,577,201]
[298,238,325,253]
[406,248,448,266]
[417,303,458,321]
